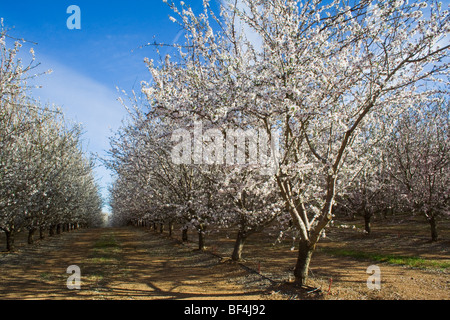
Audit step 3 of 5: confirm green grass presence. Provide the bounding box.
[40,272,51,280]
[85,272,105,282]
[83,233,122,289]
[86,257,118,264]
[87,233,121,264]
[320,248,450,270]
[94,235,119,249]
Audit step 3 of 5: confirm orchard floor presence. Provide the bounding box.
[0,217,449,300]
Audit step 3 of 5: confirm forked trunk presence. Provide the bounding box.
[231,231,247,261]
[294,240,314,286]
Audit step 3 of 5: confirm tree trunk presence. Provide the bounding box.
[5,230,15,252]
[182,227,188,242]
[49,225,55,236]
[56,224,62,235]
[382,208,389,220]
[294,240,314,286]
[364,212,371,235]
[349,211,355,220]
[28,228,36,244]
[159,223,164,234]
[232,231,247,261]
[428,215,438,242]
[198,230,206,251]
[168,221,174,237]
[39,227,45,240]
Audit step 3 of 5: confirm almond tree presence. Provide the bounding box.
[214,167,285,261]
[143,0,449,285]
[0,25,44,250]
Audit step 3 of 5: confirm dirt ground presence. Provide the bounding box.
[0,216,448,300]
[0,227,268,300]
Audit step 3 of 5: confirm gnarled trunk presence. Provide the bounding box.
[232,231,248,261]
[294,240,315,286]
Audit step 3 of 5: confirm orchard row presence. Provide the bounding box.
[0,25,104,252]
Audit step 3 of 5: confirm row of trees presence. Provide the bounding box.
[338,98,449,240]
[108,0,449,286]
[0,24,104,251]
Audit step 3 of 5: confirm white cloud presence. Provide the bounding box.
[29,56,127,209]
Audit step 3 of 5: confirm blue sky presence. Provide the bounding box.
[0,1,221,212]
